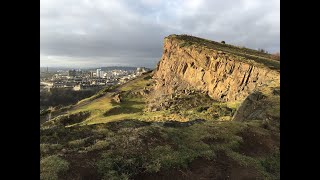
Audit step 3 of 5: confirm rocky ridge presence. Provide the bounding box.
[152,35,280,103]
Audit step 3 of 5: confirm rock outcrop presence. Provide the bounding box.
[232,86,280,126]
[112,94,121,103]
[152,35,280,102]
[232,91,268,121]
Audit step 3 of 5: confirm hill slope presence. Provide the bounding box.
[40,35,280,180]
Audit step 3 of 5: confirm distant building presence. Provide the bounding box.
[73,84,101,91]
[100,70,105,78]
[68,69,76,77]
[90,71,94,77]
[76,69,82,75]
[96,69,101,78]
[136,67,147,73]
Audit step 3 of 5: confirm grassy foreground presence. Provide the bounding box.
[41,118,279,180]
[40,71,280,180]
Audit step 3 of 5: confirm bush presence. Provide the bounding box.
[40,88,98,108]
[40,144,63,155]
[207,103,234,118]
[40,155,69,180]
[42,111,90,128]
[86,140,109,152]
[258,48,266,53]
[261,151,280,178]
[143,75,152,80]
[97,152,141,180]
[68,138,89,149]
[146,145,203,171]
[40,109,51,116]
[59,111,91,126]
[221,41,225,44]
[196,106,209,112]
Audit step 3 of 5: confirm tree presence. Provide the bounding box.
[221,41,225,44]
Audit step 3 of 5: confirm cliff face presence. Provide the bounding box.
[153,35,280,102]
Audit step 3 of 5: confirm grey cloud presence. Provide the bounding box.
[40,0,280,68]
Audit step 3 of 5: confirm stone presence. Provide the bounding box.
[112,94,121,103]
[152,36,280,102]
[232,91,268,121]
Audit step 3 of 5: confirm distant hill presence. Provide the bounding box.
[40,66,142,72]
[87,66,140,71]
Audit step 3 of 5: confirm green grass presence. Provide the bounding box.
[40,70,279,179]
[260,151,280,179]
[77,85,118,104]
[94,120,279,179]
[40,117,279,179]
[68,137,90,148]
[58,71,201,126]
[61,73,152,126]
[40,144,63,156]
[47,69,264,128]
[85,139,109,152]
[95,123,217,178]
[40,155,69,180]
[41,111,91,128]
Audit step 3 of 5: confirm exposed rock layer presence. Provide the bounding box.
[153,36,280,102]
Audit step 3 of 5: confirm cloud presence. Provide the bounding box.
[40,0,280,68]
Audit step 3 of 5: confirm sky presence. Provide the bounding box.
[40,0,280,68]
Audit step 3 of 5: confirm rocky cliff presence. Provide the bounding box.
[152,35,280,102]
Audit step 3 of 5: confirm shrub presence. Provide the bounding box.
[143,75,152,80]
[261,151,280,177]
[42,111,90,128]
[207,103,234,118]
[196,106,209,112]
[97,152,142,180]
[59,111,91,126]
[40,144,63,155]
[258,48,266,53]
[40,155,69,180]
[68,137,89,148]
[40,109,51,116]
[86,140,109,152]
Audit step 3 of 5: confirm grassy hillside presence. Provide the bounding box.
[41,69,280,179]
[45,72,232,127]
[41,118,279,180]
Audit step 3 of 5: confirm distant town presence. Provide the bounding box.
[40,66,150,92]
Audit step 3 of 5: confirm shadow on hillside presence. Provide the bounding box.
[162,119,205,127]
[106,119,152,131]
[103,106,142,116]
[110,100,145,106]
[105,119,206,132]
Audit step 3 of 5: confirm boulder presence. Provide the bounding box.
[112,94,121,103]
